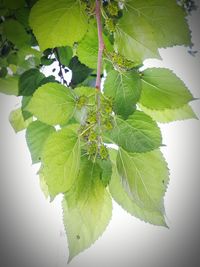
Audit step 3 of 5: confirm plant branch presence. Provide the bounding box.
[95,0,104,149]
[95,0,105,90]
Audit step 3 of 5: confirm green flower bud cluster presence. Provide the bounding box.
[103,1,121,34]
[109,52,135,70]
[105,18,116,33]
[77,95,89,109]
[80,0,95,16]
[106,1,119,17]
[79,93,114,162]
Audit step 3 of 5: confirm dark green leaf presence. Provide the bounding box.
[56,46,73,66]
[18,68,45,96]
[69,56,93,88]
[3,19,30,48]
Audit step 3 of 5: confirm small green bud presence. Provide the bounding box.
[107,2,119,16]
[77,95,88,109]
[105,18,115,33]
[99,145,109,160]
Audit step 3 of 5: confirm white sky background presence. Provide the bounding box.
[0,4,200,267]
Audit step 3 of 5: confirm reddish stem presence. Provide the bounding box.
[95,0,105,90]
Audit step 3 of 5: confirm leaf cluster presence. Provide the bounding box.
[0,0,198,262]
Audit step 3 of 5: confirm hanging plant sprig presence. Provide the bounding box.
[0,0,198,263]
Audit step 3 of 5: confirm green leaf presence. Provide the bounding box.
[77,22,112,69]
[104,70,141,118]
[38,169,50,199]
[9,108,32,133]
[74,86,96,105]
[69,56,93,88]
[109,149,167,226]
[97,158,112,187]
[26,82,76,126]
[105,111,162,153]
[29,0,88,51]
[140,68,194,109]
[0,76,18,95]
[3,19,30,48]
[62,157,112,262]
[41,125,80,197]
[18,68,45,96]
[2,0,25,9]
[117,148,169,213]
[26,120,55,164]
[115,0,191,62]
[56,46,73,66]
[139,103,197,123]
[21,96,32,120]
[15,7,30,28]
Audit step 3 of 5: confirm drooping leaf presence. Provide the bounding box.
[109,149,167,226]
[2,19,30,48]
[26,120,55,164]
[29,0,88,51]
[104,69,141,118]
[62,157,112,262]
[115,0,191,62]
[139,103,197,123]
[41,125,80,197]
[9,108,32,133]
[115,12,159,64]
[26,82,76,126]
[56,46,73,66]
[105,111,162,153]
[140,68,194,109]
[18,68,45,96]
[69,56,93,88]
[116,148,169,213]
[0,76,18,95]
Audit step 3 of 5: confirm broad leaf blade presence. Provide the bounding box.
[29,0,88,50]
[104,70,141,118]
[26,120,55,164]
[0,76,18,96]
[109,149,167,226]
[62,157,112,262]
[139,103,197,123]
[117,148,169,212]
[41,125,80,197]
[77,22,112,69]
[115,0,191,62]
[18,68,45,96]
[106,111,162,153]
[2,19,30,48]
[26,82,76,126]
[69,56,93,88]
[140,68,193,109]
